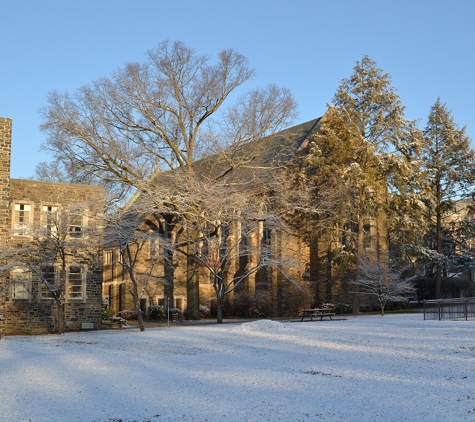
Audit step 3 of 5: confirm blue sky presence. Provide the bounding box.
[1,0,474,178]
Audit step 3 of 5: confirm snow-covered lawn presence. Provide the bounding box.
[1,314,474,421]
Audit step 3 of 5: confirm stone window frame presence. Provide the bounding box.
[38,265,60,301]
[363,218,376,251]
[69,212,84,237]
[11,267,31,300]
[148,237,160,259]
[104,250,113,265]
[12,201,34,237]
[174,296,184,311]
[38,263,87,303]
[66,264,88,302]
[40,204,90,239]
[41,204,59,237]
[156,295,185,311]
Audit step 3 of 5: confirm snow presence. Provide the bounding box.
[1,314,475,421]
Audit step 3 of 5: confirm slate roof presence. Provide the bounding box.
[126,116,323,206]
[194,117,322,185]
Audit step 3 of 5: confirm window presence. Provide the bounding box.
[105,251,113,265]
[156,297,183,310]
[11,268,31,299]
[70,213,83,236]
[67,266,86,300]
[14,204,31,236]
[40,266,58,299]
[43,205,58,236]
[175,297,183,311]
[149,238,160,258]
[364,220,374,250]
[263,222,271,247]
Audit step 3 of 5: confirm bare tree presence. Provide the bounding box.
[133,172,302,324]
[40,40,297,319]
[0,201,103,333]
[104,207,165,331]
[351,256,415,316]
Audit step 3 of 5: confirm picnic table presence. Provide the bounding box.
[299,308,335,321]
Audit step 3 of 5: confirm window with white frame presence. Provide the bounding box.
[11,268,31,300]
[67,266,86,301]
[69,213,83,237]
[14,203,31,236]
[43,205,58,237]
[39,266,58,299]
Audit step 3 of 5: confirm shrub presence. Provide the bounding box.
[286,283,314,314]
[101,297,115,321]
[322,303,336,312]
[169,307,182,316]
[253,289,273,318]
[209,298,232,317]
[148,305,166,320]
[233,290,254,317]
[385,300,409,311]
[334,302,352,314]
[118,310,144,320]
[199,304,210,318]
[109,316,127,326]
[359,304,372,312]
[232,289,273,318]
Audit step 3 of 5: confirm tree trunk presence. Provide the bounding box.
[132,283,145,331]
[435,209,442,299]
[353,211,365,314]
[186,234,200,320]
[56,265,66,334]
[136,300,145,332]
[54,297,65,334]
[326,244,333,303]
[216,293,223,324]
[163,247,175,309]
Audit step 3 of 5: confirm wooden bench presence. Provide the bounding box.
[299,309,336,321]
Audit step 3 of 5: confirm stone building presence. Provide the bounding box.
[0,118,104,336]
[102,114,389,319]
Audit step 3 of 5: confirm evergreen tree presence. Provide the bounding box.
[308,56,413,311]
[419,98,475,298]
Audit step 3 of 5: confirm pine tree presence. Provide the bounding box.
[309,56,412,312]
[420,98,475,298]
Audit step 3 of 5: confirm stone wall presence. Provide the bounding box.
[0,118,12,338]
[3,176,104,334]
[102,218,316,320]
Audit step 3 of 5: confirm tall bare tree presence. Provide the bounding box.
[40,40,297,319]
